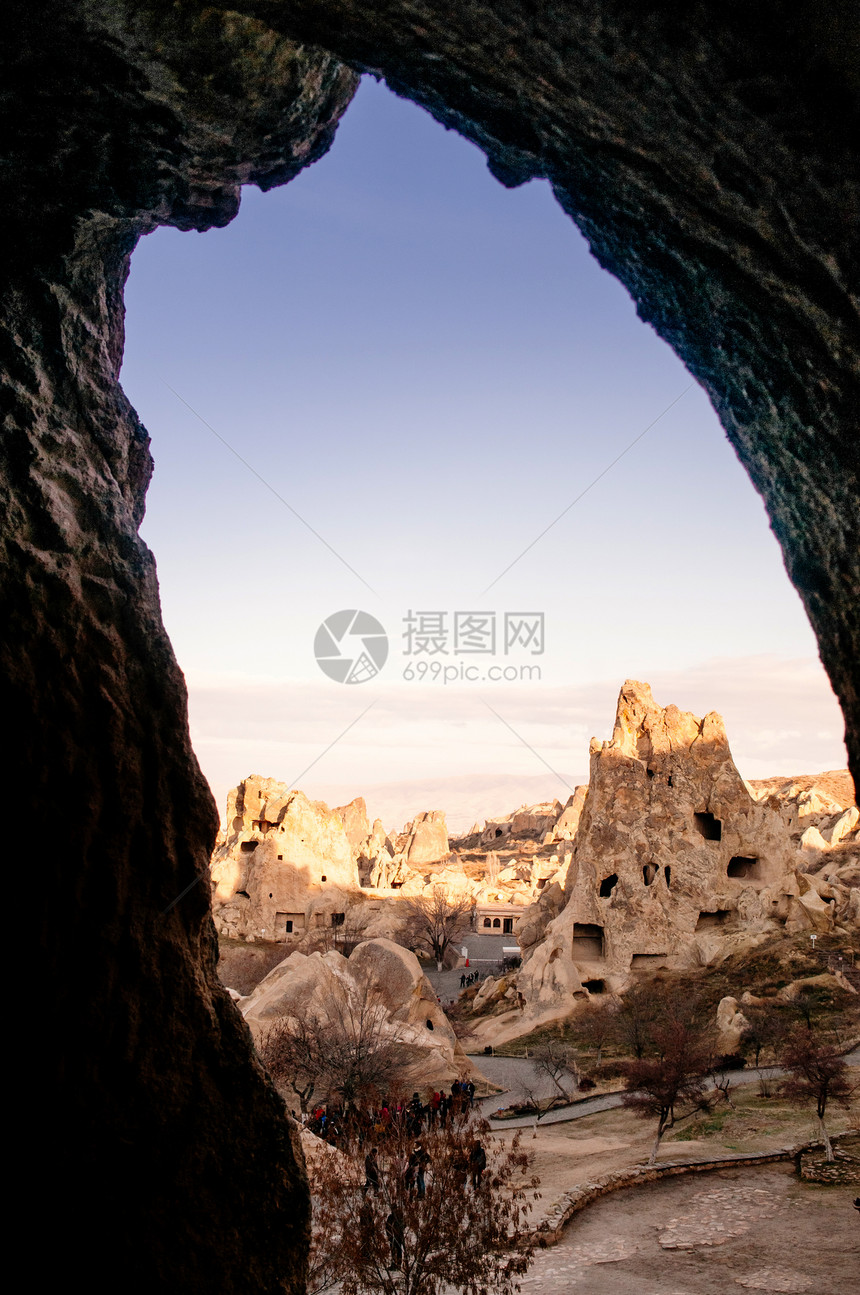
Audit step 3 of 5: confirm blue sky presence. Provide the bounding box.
[120,77,846,830]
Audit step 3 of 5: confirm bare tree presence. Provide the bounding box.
[614,981,660,1059]
[576,998,619,1067]
[258,967,413,1111]
[305,1116,540,1295]
[401,887,474,970]
[623,1016,711,1164]
[779,1029,855,1161]
[530,1040,580,1102]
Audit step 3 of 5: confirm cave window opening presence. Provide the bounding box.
[599,874,618,898]
[285,920,293,934]
[643,863,658,886]
[693,811,722,841]
[426,1019,434,1030]
[727,856,762,881]
[696,909,731,930]
[236,890,250,899]
[646,767,655,780]
[583,979,605,993]
[277,854,283,860]
[320,875,327,882]
[240,840,258,853]
[331,912,345,927]
[572,923,604,959]
[664,865,671,888]
[667,775,674,787]
[492,918,501,928]
[495,829,503,838]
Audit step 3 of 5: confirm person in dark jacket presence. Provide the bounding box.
[469,1140,487,1189]
[363,1146,380,1195]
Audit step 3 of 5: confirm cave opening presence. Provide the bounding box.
[727,856,763,882]
[9,8,857,1291]
[572,923,604,959]
[693,811,722,841]
[599,873,618,897]
[696,909,731,929]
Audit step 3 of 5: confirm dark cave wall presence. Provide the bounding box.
[3,5,357,1290]
[2,1,857,1290]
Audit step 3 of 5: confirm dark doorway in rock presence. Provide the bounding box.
[426,1019,434,1030]
[240,840,259,853]
[727,856,762,881]
[696,909,731,930]
[664,865,671,888]
[599,874,618,897]
[693,811,722,841]
[583,979,605,993]
[572,923,604,959]
[331,912,345,927]
[503,917,514,934]
[643,863,658,886]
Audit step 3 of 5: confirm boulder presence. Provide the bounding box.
[242,939,474,1089]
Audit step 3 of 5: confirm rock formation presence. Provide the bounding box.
[211,777,567,945]
[241,937,474,1089]
[6,3,857,1288]
[211,776,362,941]
[514,681,858,1029]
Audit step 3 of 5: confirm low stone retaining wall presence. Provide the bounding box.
[535,1137,849,1244]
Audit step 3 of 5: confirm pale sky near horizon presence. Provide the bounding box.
[120,76,847,832]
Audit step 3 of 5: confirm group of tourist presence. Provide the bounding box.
[303,1079,478,1145]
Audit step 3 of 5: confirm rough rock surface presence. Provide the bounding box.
[5,2,858,1288]
[241,938,473,1087]
[516,682,858,1024]
[211,775,361,940]
[397,810,451,864]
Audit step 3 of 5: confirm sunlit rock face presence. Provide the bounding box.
[4,1,857,1289]
[241,937,473,1088]
[517,682,858,1019]
[211,776,362,940]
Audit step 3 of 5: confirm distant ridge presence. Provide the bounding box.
[308,771,586,835]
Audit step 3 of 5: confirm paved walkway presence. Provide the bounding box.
[424,934,516,1003]
[520,1161,858,1294]
[473,1047,860,1130]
